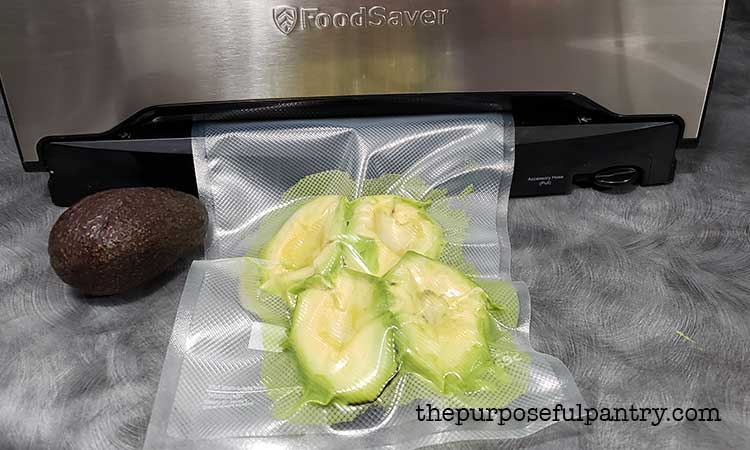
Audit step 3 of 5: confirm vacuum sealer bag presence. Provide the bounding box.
[192,114,515,277]
[143,114,583,450]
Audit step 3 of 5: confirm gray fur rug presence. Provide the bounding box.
[1,7,748,450]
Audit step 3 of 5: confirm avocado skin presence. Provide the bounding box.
[48,187,208,296]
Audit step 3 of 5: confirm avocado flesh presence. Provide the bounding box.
[289,268,398,405]
[260,196,347,306]
[346,196,444,276]
[385,252,492,394]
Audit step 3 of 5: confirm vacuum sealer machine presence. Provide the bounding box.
[0,0,726,205]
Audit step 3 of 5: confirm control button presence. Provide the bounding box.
[592,167,640,189]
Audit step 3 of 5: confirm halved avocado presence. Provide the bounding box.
[345,195,444,276]
[384,252,493,394]
[289,268,398,405]
[260,196,347,307]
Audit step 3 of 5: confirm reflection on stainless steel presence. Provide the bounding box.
[0,0,726,162]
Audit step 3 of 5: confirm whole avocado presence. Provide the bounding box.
[48,187,208,296]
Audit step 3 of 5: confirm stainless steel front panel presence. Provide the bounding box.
[0,0,726,163]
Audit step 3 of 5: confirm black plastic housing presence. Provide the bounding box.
[37,93,682,206]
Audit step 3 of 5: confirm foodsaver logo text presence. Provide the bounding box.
[272,5,450,35]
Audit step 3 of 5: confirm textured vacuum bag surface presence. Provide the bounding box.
[192,115,515,278]
[143,114,583,450]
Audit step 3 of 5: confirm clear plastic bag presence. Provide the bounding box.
[192,114,514,279]
[143,114,583,450]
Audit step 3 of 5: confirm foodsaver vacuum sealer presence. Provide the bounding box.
[0,0,726,206]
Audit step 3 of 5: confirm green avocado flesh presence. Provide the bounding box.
[345,195,445,277]
[385,252,493,394]
[260,196,347,307]
[257,194,509,409]
[289,268,398,405]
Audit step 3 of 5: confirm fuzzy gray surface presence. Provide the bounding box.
[1,10,749,450]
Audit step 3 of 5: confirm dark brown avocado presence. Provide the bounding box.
[48,187,208,296]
